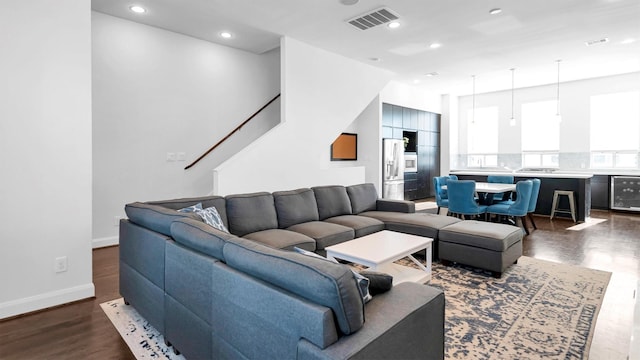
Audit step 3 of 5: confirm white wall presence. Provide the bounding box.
[91,12,280,244]
[455,72,640,167]
[214,37,393,195]
[339,97,383,194]
[0,0,94,319]
[441,95,458,174]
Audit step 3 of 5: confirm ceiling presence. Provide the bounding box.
[91,0,640,95]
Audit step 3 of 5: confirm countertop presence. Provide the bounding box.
[450,169,593,179]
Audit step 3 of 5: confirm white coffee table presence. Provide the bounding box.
[325,230,433,285]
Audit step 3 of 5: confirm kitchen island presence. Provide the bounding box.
[450,170,592,222]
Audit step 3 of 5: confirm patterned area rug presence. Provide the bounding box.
[423,256,611,360]
[100,299,184,359]
[102,257,610,360]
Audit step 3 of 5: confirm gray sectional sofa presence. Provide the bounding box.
[120,183,520,359]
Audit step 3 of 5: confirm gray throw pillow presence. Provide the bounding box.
[293,247,371,303]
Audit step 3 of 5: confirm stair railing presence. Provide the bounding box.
[184,93,281,170]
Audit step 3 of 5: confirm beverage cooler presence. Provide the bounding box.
[611,176,640,211]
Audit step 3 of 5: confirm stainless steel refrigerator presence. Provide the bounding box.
[382,138,405,200]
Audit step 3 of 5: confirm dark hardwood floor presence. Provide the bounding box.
[0,246,135,360]
[0,209,638,359]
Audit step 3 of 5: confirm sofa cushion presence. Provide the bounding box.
[226,192,278,237]
[375,199,416,213]
[273,188,320,228]
[360,212,461,238]
[438,220,522,251]
[286,221,354,250]
[170,218,237,260]
[293,247,371,304]
[223,237,365,335]
[312,185,353,220]
[148,196,228,228]
[244,229,316,251]
[346,183,378,214]
[324,215,385,238]
[125,202,201,236]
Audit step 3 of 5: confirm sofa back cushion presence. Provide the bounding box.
[312,185,353,220]
[170,218,237,260]
[125,202,201,236]
[147,196,228,229]
[346,183,378,214]
[147,195,227,226]
[273,188,320,228]
[223,237,364,335]
[225,192,278,237]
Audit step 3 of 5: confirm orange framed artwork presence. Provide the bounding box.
[331,133,357,161]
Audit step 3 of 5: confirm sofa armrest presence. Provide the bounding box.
[297,282,445,360]
[208,263,340,359]
[375,199,416,213]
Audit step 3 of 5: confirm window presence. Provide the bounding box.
[521,100,560,167]
[590,91,640,168]
[467,106,498,167]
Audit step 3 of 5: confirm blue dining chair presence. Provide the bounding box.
[446,179,488,220]
[525,178,541,232]
[433,175,458,215]
[486,175,515,204]
[487,180,533,234]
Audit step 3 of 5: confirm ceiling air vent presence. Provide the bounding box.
[585,38,609,46]
[346,7,399,30]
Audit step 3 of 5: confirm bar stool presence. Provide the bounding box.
[550,190,576,223]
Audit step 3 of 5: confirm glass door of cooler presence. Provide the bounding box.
[611,176,640,211]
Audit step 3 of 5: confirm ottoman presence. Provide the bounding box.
[359,212,462,260]
[438,220,523,277]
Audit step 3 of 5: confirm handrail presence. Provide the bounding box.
[184,93,281,170]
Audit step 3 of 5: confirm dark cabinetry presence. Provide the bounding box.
[382,103,441,201]
[590,175,609,210]
[404,172,418,201]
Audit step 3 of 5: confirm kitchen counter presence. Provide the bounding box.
[450,170,593,179]
[450,170,592,222]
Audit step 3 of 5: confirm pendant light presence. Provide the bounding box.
[554,60,562,123]
[509,68,516,126]
[471,75,476,124]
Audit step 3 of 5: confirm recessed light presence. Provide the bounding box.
[219,31,233,39]
[425,72,439,77]
[129,5,146,13]
[413,79,421,84]
[621,38,636,44]
[429,43,442,49]
[369,57,381,62]
[339,0,359,5]
[489,8,502,15]
[387,21,401,29]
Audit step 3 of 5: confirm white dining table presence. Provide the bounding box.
[442,182,516,193]
[474,182,516,193]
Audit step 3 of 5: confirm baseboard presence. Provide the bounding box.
[0,283,95,320]
[93,236,119,249]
